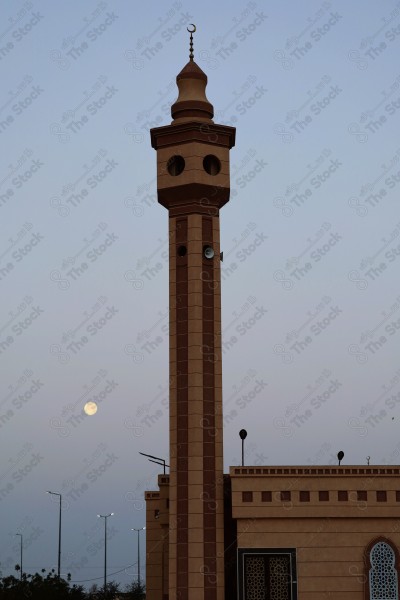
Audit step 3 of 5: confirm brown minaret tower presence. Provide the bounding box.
[150,27,235,600]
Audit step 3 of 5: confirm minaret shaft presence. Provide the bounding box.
[168,212,224,600]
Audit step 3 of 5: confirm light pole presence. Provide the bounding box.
[239,429,248,466]
[139,452,169,474]
[98,512,114,593]
[46,491,62,577]
[15,533,23,580]
[131,527,146,586]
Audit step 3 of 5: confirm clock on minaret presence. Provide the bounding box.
[150,26,235,600]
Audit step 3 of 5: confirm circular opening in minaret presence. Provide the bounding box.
[167,155,185,176]
[177,245,187,257]
[203,154,221,176]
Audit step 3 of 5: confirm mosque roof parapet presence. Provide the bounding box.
[231,465,400,477]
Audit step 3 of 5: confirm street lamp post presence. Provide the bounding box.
[131,527,146,586]
[46,491,62,577]
[98,513,114,593]
[239,429,248,466]
[139,452,169,474]
[15,533,23,580]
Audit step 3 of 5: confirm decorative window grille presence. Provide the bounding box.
[245,556,266,600]
[269,556,290,599]
[369,541,399,600]
[240,549,296,600]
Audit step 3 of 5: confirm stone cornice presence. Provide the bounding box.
[230,466,400,477]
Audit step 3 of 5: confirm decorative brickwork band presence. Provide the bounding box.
[202,216,217,599]
[175,217,189,597]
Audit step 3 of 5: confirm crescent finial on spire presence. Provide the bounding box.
[187,24,196,61]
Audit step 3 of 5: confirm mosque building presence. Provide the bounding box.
[145,28,400,600]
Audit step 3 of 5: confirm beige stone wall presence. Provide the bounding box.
[232,465,400,599]
[145,478,170,600]
[237,517,400,599]
[145,492,163,600]
[157,142,230,191]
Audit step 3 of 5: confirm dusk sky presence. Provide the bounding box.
[1,0,400,589]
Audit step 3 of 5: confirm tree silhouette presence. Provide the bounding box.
[0,567,86,599]
[124,580,146,599]
[0,568,145,599]
[86,580,121,599]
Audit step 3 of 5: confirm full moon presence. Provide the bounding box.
[84,401,98,416]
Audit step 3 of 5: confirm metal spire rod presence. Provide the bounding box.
[187,24,196,60]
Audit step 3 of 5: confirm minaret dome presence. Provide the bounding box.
[171,60,214,123]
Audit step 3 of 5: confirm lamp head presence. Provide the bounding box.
[203,245,215,259]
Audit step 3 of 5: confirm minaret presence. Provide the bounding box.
[150,27,235,600]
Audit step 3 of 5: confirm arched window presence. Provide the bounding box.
[366,538,399,600]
